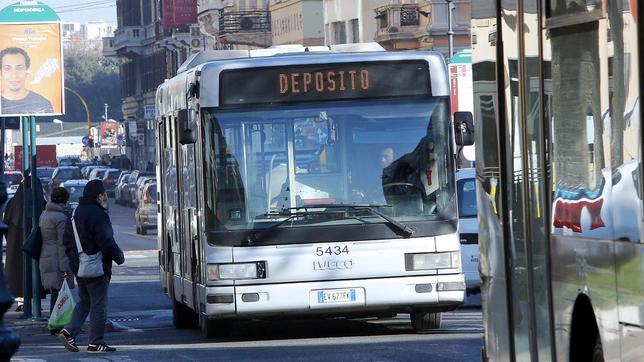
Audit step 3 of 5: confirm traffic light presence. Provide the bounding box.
[88,134,94,148]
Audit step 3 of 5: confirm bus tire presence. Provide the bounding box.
[410,309,442,331]
[172,299,198,329]
[201,315,233,339]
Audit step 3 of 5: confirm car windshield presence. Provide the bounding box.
[56,168,82,181]
[3,173,22,185]
[59,158,80,166]
[198,99,456,237]
[65,185,85,203]
[37,168,55,178]
[457,177,477,218]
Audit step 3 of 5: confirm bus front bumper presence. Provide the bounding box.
[203,274,465,318]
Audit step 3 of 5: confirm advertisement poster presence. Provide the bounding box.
[0,21,63,116]
[100,121,118,147]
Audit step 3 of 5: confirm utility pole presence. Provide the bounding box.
[446,0,454,60]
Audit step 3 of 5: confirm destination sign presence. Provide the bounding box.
[219,61,431,106]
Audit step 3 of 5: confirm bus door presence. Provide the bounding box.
[179,138,199,306]
[163,115,181,301]
[157,118,168,287]
[490,0,554,361]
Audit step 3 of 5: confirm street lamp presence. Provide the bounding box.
[52,118,63,131]
[446,0,455,59]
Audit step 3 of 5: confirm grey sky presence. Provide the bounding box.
[0,0,117,23]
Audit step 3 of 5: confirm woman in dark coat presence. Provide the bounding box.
[3,170,46,299]
[39,187,74,314]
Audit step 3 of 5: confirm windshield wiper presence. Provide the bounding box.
[282,203,415,238]
[245,210,329,246]
[245,204,415,246]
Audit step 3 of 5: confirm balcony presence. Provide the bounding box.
[217,8,271,48]
[374,3,433,50]
[102,36,116,57]
[112,26,147,56]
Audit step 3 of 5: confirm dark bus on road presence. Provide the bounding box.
[472,0,643,361]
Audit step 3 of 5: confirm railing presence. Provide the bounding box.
[375,3,422,30]
[400,5,420,26]
[218,9,271,34]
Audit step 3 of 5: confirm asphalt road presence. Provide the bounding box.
[12,200,484,361]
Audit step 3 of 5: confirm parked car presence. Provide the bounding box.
[61,179,89,210]
[3,171,23,199]
[126,171,155,207]
[48,166,83,192]
[135,183,157,235]
[88,167,108,180]
[37,166,56,194]
[82,165,104,179]
[101,168,123,197]
[132,176,156,208]
[57,156,81,167]
[456,168,480,306]
[114,171,131,205]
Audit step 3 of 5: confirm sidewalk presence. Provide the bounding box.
[5,300,51,337]
[5,299,130,337]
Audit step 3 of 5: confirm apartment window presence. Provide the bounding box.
[332,21,346,44]
[143,0,152,25]
[349,19,359,43]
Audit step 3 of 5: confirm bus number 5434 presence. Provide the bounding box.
[316,246,350,256]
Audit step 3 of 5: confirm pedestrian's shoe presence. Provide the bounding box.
[87,344,116,353]
[57,329,79,352]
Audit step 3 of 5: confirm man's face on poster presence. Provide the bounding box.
[1,53,29,93]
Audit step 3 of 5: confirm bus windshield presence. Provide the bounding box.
[201,98,456,244]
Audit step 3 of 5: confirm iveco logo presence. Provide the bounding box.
[313,259,354,271]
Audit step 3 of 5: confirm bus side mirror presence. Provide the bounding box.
[178,109,196,145]
[454,111,474,146]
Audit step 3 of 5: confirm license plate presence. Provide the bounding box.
[317,289,356,303]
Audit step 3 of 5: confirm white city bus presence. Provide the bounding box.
[155,44,472,338]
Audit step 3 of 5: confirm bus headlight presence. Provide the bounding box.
[405,252,460,271]
[208,262,266,281]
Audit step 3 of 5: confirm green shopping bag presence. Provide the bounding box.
[48,279,75,331]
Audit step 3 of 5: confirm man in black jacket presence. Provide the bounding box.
[58,180,125,353]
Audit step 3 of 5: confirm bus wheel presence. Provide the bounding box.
[172,299,198,329]
[410,309,442,331]
[201,315,233,339]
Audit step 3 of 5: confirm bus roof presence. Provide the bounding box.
[156,48,449,115]
[175,43,386,74]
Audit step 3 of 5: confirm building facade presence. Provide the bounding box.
[323,0,470,56]
[270,0,324,46]
[198,0,272,49]
[104,0,201,170]
[63,21,116,52]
